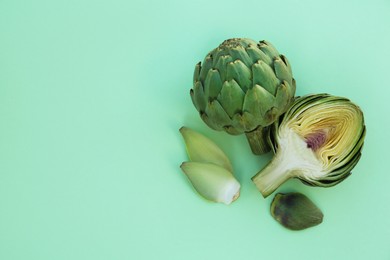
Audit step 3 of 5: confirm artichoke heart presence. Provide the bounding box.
[252,94,366,197]
[191,38,296,155]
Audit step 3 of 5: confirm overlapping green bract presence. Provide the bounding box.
[191,38,296,136]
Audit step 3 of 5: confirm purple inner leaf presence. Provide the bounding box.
[306,131,327,151]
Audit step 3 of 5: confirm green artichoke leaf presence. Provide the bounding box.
[179,127,234,173]
[214,55,233,82]
[201,113,221,131]
[190,81,206,112]
[205,99,232,129]
[258,40,280,59]
[224,125,242,135]
[231,111,258,132]
[217,79,245,118]
[264,107,279,125]
[193,62,201,85]
[275,81,292,111]
[199,55,213,83]
[252,61,279,95]
[245,44,272,65]
[274,57,293,85]
[229,46,253,68]
[204,69,223,99]
[243,84,275,126]
[280,55,292,74]
[226,60,252,92]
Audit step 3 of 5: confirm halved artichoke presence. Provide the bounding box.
[191,38,296,154]
[252,94,366,197]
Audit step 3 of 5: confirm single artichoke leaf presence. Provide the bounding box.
[201,112,222,131]
[284,79,296,99]
[292,78,296,94]
[193,62,201,84]
[252,61,279,95]
[245,44,272,65]
[214,55,233,82]
[199,55,213,83]
[212,48,228,68]
[179,127,233,173]
[229,46,253,68]
[271,192,323,231]
[243,84,276,121]
[190,81,206,112]
[274,57,293,85]
[264,107,279,125]
[180,162,240,205]
[204,69,223,99]
[280,54,293,74]
[223,125,242,135]
[217,79,245,118]
[228,114,246,134]
[258,40,280,59]
[239,38,258,48]
[232,111,258,133]
[205,99,232,129]
[226,60,252,92]
[275,81,293,112]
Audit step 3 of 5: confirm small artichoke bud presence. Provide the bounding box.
[270,192,323,230]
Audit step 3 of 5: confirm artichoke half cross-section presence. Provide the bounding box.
[191,38,296,155]
[252,94,366,198]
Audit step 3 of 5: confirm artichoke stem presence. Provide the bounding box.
[251,153,292,198]
[245,127,271,155]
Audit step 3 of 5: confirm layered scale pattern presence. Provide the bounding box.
[191,38,296,141]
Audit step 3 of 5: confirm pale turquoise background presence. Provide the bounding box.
[1,0,389,259]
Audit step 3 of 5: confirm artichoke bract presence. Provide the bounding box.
[271,192,323,231]
[252,94,366,197]
[180,127,240,205]
[191,38,296,154]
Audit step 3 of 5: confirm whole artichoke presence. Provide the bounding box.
[191,38,296,154]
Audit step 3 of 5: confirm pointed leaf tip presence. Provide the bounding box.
[179,126,233,173]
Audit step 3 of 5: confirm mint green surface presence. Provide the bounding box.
[1,0,389,259]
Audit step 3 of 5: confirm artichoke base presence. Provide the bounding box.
[252,128,324,197]
[245,126,271,155]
